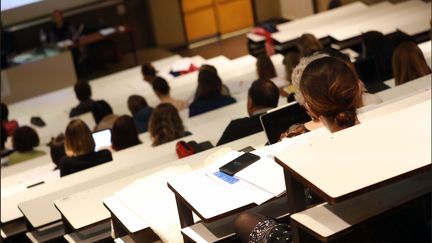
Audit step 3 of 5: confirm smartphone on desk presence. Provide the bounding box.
[219,152,260,176]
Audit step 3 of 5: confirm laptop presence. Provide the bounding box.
[260,102,311,144]
[92,129,112,151]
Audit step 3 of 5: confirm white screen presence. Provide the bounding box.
[1,0,103,27]
[1,0,44,11]
[92,129,112,151]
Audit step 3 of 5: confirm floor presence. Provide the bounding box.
[175,34,249,60]
[81,34,249,82]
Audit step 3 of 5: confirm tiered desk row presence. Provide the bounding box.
[1,50,288,242]
[3,72,426,242]
[2,3,431,240]
[248,0,431,54]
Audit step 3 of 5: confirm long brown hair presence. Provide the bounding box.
[64,119,95,157]
[300,57,362,130]
[392,41,431,86]
[111,115,141,151]
[194,69,223,101]
[148,103,186,146]
[256,55,277,80]
[297,33,323,57]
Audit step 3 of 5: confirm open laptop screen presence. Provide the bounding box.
[92,129,111,151]
[260,102,311,144]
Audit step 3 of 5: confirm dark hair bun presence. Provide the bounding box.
[334,110,356,128]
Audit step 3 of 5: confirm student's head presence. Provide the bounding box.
[152,77,170,97]
[247,80,279,116]
[292,53,329,106]
[300,57,362,132]
[52,9,64,26]
[361,31,390,57]
[297,33,323,57]
[74,82,92,102]
[361,31,393,79]
[283,51,301,82]
[141,63,157,83]
[199,64,218,74]
[111,115,141,151]
[256,55,277,80]
[12,126,40,152]
[127,95,149,115]
[64,119,95,157]
[392,41,431,86]
[91,100,113,124]
[149,103,185,146]
[50,133,66,167]
[1,102,8,121]
[195,69,223,101]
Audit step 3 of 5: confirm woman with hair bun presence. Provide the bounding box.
[299,56,362,132]
[233,56,363,243]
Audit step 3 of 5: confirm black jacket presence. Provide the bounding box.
[59,149,112,177]
[217,115,263,146]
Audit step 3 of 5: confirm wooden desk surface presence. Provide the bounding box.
[275,100,431,204]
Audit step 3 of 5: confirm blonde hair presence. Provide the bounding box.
[291,53,329,105]
[64,119,95,157]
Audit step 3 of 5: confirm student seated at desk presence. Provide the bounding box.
[189,69,236,117]
[59,119,112,177]
[111,115,141,151]
[127,95,153,133]
[1,102,19,137]
[359,31,393,83]
[69,82,96,118]
[149,103,191,146]
[198,64,231,97]
[296,33,323,58]
[142,63,158,85]
[49,133,66,170]
[392,41,431,86]
[7,126,46,165]
[281,50,381,139]
[256,55,287,91]
[217,79,279,146]
[152,77,187,111]
[234,56,363,243]
[280,51,300,101]
[92,100,119,132]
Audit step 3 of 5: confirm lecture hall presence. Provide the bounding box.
[1,0,431,242]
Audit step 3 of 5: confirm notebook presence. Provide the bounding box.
[260,102,311,144]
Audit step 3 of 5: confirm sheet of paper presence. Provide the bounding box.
[115,165,192,243]
[235,157,285,197]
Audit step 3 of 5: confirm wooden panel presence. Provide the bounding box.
[1,51,77,104]
[182,0,213,13]
[183,6,218,41]
[149,0,187,48]
[215,0,254,34]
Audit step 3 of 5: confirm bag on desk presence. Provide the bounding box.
[176,140,213,158]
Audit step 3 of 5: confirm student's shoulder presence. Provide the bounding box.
[96,149,113,160]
